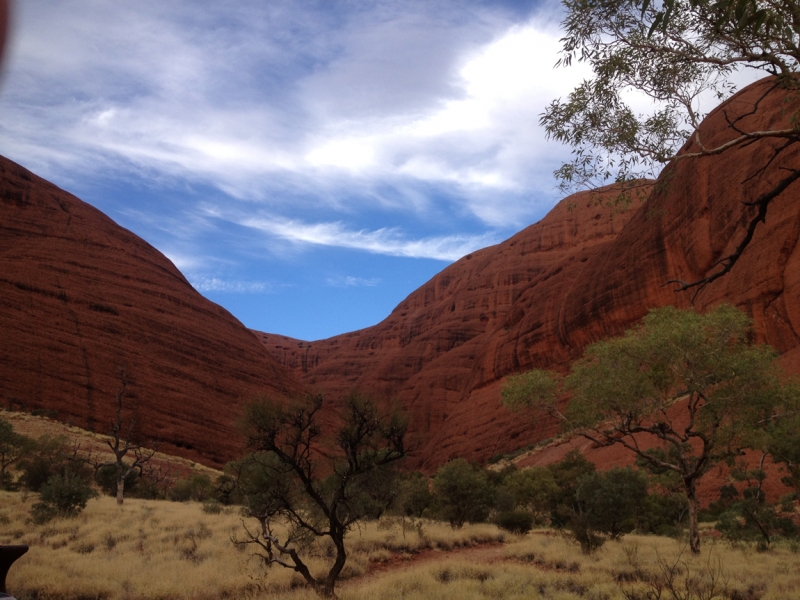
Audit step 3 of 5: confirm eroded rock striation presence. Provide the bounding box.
[256,78,800,471]
[0,156,305,467]
[3,78,799,473]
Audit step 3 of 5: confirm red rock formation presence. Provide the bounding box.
[256,78,800,472]
[255,184,648,469]
[3,78,798,476]
[0,155,305,467]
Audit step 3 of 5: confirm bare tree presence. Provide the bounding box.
[89,371,155,505]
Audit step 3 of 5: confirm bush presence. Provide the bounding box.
[576,467,648,539]
[567,513,606,554]
[432,459,494,528]
[30,471,97,523]
[501,467,560,523]
[496,510,535,534]
[17,435,72,492]
[169,474,213,502]
[394,471,434,518]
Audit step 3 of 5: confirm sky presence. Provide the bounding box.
[0,0,597,341]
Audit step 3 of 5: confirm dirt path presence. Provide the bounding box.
[352,541,509,586]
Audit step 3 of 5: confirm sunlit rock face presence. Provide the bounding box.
[0,155,305,468]
[256,77,800,471]
[3,78,799,474]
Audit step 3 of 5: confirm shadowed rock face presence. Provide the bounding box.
[256,78,800,471]
[0,156,305,467]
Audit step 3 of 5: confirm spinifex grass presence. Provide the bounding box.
[2,491,799,599]
[0,492,504,600]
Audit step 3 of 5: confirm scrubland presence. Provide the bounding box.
[2,492,799,600]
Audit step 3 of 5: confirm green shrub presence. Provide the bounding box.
[169,473,213,502]
[94,464,139,497]
[30,471,97,523]
[496,510,535,534]
[432,459,494,528]
[567,513,606,554]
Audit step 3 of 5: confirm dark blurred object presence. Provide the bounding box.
[0,545,27,597]
[0,0,8,68]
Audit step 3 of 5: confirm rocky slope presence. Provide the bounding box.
[256,77,800,471]
[0,156,305,467]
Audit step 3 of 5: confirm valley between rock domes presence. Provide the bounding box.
[2,77,800,473]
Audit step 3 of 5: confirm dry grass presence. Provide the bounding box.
[2,490,799,600]
[1,410,220,480]
[0,493,504,600]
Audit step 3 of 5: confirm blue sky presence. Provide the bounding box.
[0,0,596,340]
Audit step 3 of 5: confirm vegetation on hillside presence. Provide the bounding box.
[503,305,800,553]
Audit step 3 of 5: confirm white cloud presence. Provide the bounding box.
[189,276,271,294]
[0,0,584,230]
[239,216,498,261]
[327,275,382,288]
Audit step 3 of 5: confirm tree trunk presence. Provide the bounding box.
[320,535,346,599]
[686,480,701,554]
[317,582,339,599]
[116,476,125,505]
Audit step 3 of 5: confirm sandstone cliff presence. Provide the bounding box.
[3,77,798,474]
[256,77,800,471]
[0,156,305,467]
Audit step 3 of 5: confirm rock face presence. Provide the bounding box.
[256,77,800,471]
[0,156,305,467]
[3,78,799,474]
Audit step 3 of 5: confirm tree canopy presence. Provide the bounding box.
[231,393,407,599]
[541,0,800,292]
[503,305,799,553]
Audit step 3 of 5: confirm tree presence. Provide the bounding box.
[541,0,800,294]
[503,305,799,553]
[715,457,799,549]
[432,458,495,528]
[0,418,33,489]
[546,449,597,527]
[17,434,79,492]
[765,411,800,497]
[88,372,155,505]
[30,469,97,524]
[232,393,406,599]
[576,467,649,540]
[501,466,560,524]
[394,471,434,518]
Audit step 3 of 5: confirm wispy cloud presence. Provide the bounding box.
[0,0,583,229]
[326,275,382,288]
[239,216,498,261]
[188,276,272,294]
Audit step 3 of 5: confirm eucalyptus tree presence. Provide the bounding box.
[503,305,799,553]
[541,0,800,293]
